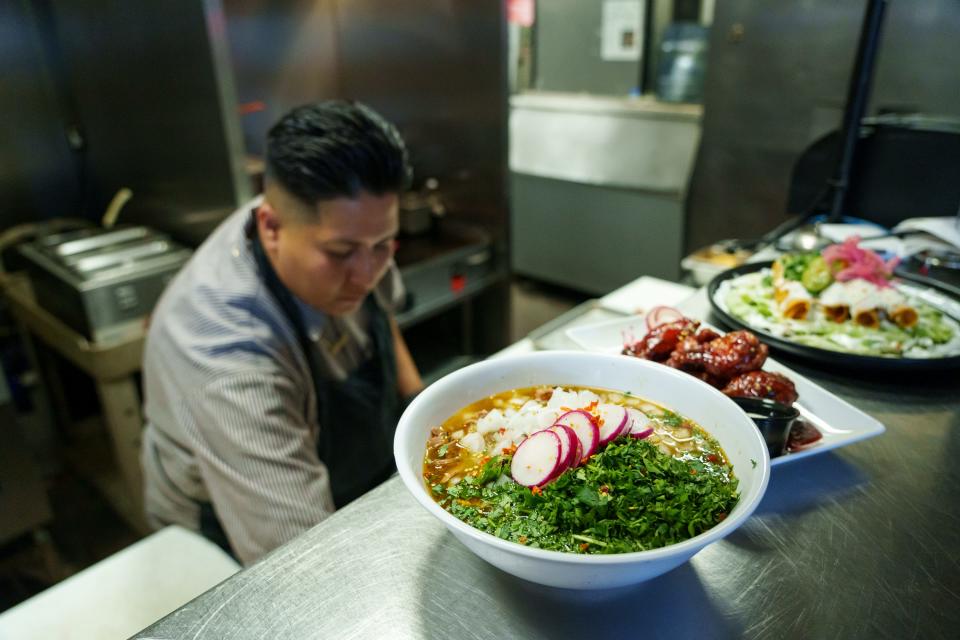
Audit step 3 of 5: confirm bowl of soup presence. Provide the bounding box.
[394,351,770,589]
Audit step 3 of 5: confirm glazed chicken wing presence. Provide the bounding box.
[623,318,699,362]
[721,370,798,405]
[624,314,795,401]
[664,330,767,379]
[696,330,769,379]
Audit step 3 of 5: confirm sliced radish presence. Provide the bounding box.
[597,404,629,445]
[511,430,563,487]
[555,409,599,462]
[626,407,654,439]
[546,424,578,471]
[645,305,684,330]
[571,437,584,467]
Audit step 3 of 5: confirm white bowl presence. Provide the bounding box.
[394,351,770,589]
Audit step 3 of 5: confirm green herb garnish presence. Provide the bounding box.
[436,439,739,554]
[779,252,819,282]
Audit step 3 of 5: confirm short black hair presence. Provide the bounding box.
[265,100,412,205]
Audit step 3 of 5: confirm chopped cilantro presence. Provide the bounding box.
[778,252,819,282]
[436,439,739,554]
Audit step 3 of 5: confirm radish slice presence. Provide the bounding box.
[645,305,684,330]
[555,409,599,462]
[571,437,584,467]
[597,404,628,445]
[511,430,563,487]
[626,407,654,439]
[546,424,578,471]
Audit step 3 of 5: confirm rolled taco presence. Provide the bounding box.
[818,282,850,323]
[850,288,881,329]
[876,287,918,328]
[776,280,812,320]
[819,279,877,326]
[852,306,881,328]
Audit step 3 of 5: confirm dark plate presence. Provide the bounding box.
[706,261,960,371]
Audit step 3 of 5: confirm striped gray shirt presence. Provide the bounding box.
[140,198,403,564]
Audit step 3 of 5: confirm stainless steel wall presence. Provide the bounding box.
[0,1,79,227]
[41,0,251,243]
[222,0,341,158]
[224,0,509,236]
[685,0,960,253]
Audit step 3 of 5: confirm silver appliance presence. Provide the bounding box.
[17,226,192,344]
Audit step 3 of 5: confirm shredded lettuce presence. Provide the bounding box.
[719,270,960,358]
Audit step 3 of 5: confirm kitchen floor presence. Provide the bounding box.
[0,276,588,614]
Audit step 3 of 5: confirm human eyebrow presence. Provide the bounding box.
[318,239,362,251]
[319,232,397,250]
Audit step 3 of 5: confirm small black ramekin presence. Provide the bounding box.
[730,396,800,458]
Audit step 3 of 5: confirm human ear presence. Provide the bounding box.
[256,201,282,251]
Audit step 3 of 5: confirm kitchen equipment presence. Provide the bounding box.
[399,178,446,237]
[394,221,497,327]
[16,225,192,344]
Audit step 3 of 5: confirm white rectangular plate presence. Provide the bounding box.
[566,314,886,466]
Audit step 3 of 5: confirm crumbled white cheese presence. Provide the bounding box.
[460,431,486,453]
[476,409,505,434]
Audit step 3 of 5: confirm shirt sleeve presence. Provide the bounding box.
[189,370,335,564]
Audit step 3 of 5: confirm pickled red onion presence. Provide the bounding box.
[821,236,899,288]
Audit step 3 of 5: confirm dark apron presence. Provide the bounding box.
[200,218,401,555]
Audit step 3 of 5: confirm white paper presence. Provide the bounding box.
[601,0,643,62]
[893,216,960,249]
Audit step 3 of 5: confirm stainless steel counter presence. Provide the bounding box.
[133,291,960,640]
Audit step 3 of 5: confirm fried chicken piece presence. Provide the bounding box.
[664,334,705,368]
[623,318,699,361]
[683,367,731,389]
[625,313,794,401]
[695,327,722,343]
[694,330,769,379]
[656,334,726,387]
[721,370,798,405]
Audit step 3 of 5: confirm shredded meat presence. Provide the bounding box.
[426,427,447,449]
[534,387,553,402]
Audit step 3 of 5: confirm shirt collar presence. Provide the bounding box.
[294,296,330,343]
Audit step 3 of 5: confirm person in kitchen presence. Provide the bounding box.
[140,100,424,564]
